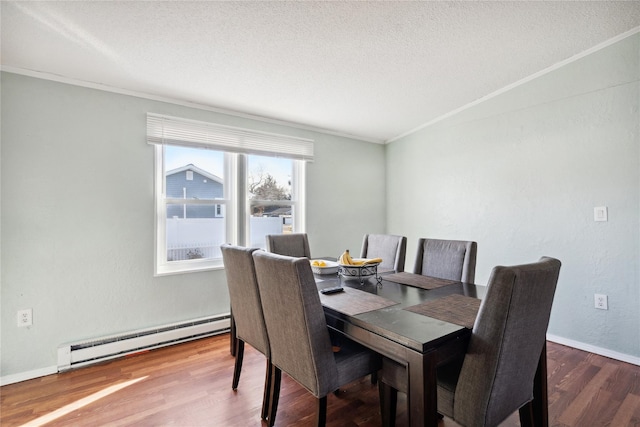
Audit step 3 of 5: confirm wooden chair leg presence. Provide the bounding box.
[232,340,244,390]
[229,311,237,356]
[316,396,327,427]
[519,401,535,427]
[531,343,549,427]
[261,358,273,420]
[267,365,282,427]
[379,381,397,427]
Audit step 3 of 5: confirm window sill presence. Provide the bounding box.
[155,259,224,276]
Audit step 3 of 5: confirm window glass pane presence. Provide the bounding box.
[164,146,225,263]
[248,155,294,248]
[165,146,224,201]
[248,155,292,203]
[165,205,225,261]
[249,204,293,248]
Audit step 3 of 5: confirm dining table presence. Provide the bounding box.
[315,267,549,427]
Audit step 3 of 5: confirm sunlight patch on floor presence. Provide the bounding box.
[19,376,148,427]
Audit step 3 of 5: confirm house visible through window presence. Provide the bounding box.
[163,146,226,266]
[149,113,312,275]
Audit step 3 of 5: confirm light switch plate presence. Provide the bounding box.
[594,206,607,222]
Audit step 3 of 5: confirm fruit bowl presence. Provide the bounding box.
[336,251,383,284]
[310,260,339,275]
[338,260,381,281]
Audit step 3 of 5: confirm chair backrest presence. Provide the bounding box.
[252,250,338,398]
[360,234,407,272]
[452,257,561,427]
[265,233,311,258]
[220,244,269,356]
[413,238,477,283]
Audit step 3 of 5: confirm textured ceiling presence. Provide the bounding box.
[2,1,639,143]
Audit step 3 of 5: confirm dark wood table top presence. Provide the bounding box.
[316,271,486,353]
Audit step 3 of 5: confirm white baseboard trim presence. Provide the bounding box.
[1,366,58,386]
[547,334,640,366]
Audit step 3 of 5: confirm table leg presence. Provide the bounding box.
[406,350,438,427]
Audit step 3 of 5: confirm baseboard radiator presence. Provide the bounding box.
[57,314,230,372]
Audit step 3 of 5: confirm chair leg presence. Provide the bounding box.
[316,396,327,427]
[378,381,397,427]
[531,343,549,427]
[519,401,535,427]
[229,311,237,356]
[370,371,378,385]
[261,358,273,420]
[232,340,244,390]
[267,365,282,427]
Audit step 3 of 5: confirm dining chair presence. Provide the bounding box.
[413,238,478,283]
[220,244,272,422]
[252,250,382,427]
[265,233,311,258]
[380,256,562,427]
[360,234,407,272]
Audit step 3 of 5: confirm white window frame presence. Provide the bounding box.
[149,114,312,276]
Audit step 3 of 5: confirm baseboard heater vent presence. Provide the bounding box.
[57,314,230,372]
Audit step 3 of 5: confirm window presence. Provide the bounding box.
[160,146,229,271]
[148,114,313,275]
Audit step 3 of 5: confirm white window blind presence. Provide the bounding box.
[147,113,314,161]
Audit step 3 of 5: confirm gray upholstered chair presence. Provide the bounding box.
[360,234,407,272]
[265,233,311,258]
[252,250,382,427]
[413,238,478,283]
[220,244,272,422]
[380,256,562,427]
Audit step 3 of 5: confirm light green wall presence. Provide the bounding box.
[387,34,640,358]
[0,72,386,377]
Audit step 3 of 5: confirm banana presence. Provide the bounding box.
[339,249,354,265]
[338,250,383,266]
[345,251,355,265]
[347,251,363,265]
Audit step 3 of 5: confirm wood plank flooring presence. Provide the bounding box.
[1,334,639,426]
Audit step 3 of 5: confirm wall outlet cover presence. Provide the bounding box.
[17,309,33,327]
[594,206,608,222]
[594,294,608,310]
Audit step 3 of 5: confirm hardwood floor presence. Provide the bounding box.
[1,334,639,426]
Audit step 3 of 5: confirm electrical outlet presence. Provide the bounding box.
[594,206,608,222]
[17,309,33,327]
[594,294,608,310]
